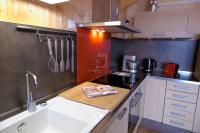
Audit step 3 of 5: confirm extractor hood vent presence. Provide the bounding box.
[78,21,141,33]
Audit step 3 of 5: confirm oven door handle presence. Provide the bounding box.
[130,92,143,107]
[117,107,128,120]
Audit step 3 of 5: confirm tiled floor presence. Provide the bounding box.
[137,127,161,133]
[129,119,193,133]
[129,124,161,133]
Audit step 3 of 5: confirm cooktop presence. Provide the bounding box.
[92,72,139,89]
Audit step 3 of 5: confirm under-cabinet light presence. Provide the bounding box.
[91,29,105,33]
[40,0,70,4]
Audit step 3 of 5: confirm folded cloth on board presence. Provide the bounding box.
[83,85,118,98]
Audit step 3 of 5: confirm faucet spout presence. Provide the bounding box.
[26,71,38,88]
[26,71,38,112]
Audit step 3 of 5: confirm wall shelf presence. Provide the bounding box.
[16,25,77,35]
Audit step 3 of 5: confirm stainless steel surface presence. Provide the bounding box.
[37,33,69,42]
[123,55,139,73]
[25,71,38,112]
[66,39,70,71]
[130,89,143,107]
[54,39,59,72]
[16,25,76,34]
[117,107,128,120]
[71,40,75,73]
[60,39,65,72]
[130,74,136,84]
[40,102,47,107]
[150,0,159,12]
[17,122,26,132]
[129,88,143,132]
[78,21,141,33]
[47,39,56,72]
[126,61,139,72]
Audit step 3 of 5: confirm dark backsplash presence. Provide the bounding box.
[0,21,76,119]
[110,38,125,71]
[111,38,198,72]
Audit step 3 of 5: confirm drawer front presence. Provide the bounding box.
[164,107,195,122]
[165,99,196,113]
[166,90,197,104]
[163,116,193,131]
[167,81,199,94]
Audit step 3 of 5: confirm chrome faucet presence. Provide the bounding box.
[25,71,38,112]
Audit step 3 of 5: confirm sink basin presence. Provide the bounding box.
[0,97,109,133]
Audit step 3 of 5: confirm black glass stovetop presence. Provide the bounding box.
[92,72,139,89]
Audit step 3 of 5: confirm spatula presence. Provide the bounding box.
[47,39,56,72]
[71,39,75,73]
[60,38,65,72]
[54,39,59,72]
[66,38,70,71]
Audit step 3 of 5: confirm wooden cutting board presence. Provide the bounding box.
[59,82,129,112]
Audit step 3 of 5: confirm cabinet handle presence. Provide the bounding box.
[172,94,188,99]
[116,7,119,18]
[170,120,184,126]
[17,122,27,132]
[172,103,186,109]
[117,107,127,120]
[174,85,189,90]
[153,33,166,37]
[171,112,186,118]
[130,91,143,107]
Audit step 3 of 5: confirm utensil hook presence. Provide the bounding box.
[54,36,57,40]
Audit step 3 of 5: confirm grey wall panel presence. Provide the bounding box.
[110,38,125,71]
[111,38,198,72]
[0,21,76,119]
[194,41,200,80]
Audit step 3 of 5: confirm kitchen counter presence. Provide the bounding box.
[59,82,129,112]
[93,70,200,89]
[90,74,146,132]
[90,70,200,132]
[59,82,131,132]
[58,70,199,133]
[150,70,200,84]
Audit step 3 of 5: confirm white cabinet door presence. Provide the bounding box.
[134,13,191,38]
[103,99,129,133]
[193,87,200,133]
[143,77,167,122]
[139,80,146,118]
[129,79,146,117]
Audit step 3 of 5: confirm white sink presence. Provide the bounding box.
[0,97,109,133]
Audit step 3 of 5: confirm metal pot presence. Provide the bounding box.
[126,60,139,73]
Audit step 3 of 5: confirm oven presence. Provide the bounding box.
[129,88,143,133]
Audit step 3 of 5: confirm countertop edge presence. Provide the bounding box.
[91,74,199,132]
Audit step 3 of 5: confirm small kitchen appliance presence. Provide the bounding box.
[122,55,139,73]
[164,63,179,77]
[143,58,157,73]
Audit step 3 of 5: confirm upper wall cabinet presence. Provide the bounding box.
[92,0,120,22]
[0,0,65,29]
[92,0,110,22]
[7,0,28,24]
[27,1,58,28]
[0,0,8,21]
[133,13,193,39]
[188,11,200,37]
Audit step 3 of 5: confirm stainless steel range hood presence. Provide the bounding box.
[78,21,141,33]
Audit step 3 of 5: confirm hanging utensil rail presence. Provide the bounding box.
[16,24,76,42]
[16,25,76,34]
[36,32,73,42]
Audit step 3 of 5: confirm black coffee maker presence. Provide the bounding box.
[143,58,157,73]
